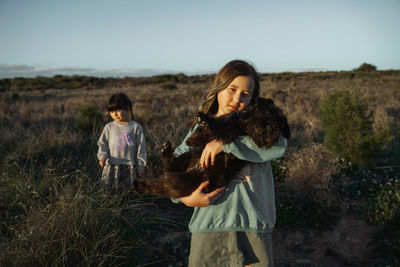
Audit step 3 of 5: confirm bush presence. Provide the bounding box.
[319,89,392,167]
[0,79,11,92]
[271,158,288,184]
[365,178,400,225]
[355,63,377,72]
[176,72,189,83]
[74,104,104,135]
[338,167,397,201]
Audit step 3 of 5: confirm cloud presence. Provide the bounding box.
[0,64,178,79]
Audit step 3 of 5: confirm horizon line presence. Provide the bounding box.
[0,63,397,79]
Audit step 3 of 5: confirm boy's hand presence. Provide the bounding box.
[179,180,226,207]
[200,139,223,168]
[99,158,106,168]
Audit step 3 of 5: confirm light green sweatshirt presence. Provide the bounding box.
[172,126,287,233]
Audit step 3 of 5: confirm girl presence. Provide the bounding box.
[97,93,147,190]
[172,60,287,266]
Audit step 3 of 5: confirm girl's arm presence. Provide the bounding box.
[201,135,287,168]
[172,124,226,206]
[223,135,287,162]
[135,125,147,176]
[97,125,110,166]
[173,124,199,157]
[179,180,226,207]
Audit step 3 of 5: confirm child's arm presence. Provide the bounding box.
[223,135,287,162]
[172,124,199,157]
[99,158,106,168]
[172,125,226,206]
[97,125,110,167]
[179,180,226,207]
[135,125,147,177]
[201,135,287,168]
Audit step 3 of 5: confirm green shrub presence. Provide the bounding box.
[74,104,104,135]
[272,158,288,184]
[338,167,398,201]
[365,178,400,225]
[319,89,392,167]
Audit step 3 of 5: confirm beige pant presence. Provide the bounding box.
[101,160,137,190]
[189,231,273,267]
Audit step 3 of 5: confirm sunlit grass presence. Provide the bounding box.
[1,71,399,265]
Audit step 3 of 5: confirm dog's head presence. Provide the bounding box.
[245,97,291,145]
[247,113,281,148]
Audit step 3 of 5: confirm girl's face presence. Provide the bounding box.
[110,109,130,124]
[216,75,254,117]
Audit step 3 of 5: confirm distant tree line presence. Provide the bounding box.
[1,63,398,92]
[0,73,214,92]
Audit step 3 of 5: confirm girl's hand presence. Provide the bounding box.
[200,139,223,168]
[136,170,143,178]
[179,180,226,207]
[99,158,106,168]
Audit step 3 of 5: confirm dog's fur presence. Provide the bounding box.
[134,97,290,198]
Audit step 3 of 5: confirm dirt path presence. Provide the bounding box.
[273,216,376,266]
[151,199,378,267]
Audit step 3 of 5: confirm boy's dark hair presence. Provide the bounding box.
[107,93,134,120]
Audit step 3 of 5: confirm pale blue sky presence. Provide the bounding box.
[0,0,399,77]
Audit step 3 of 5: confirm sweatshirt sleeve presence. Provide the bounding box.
[97,124,110,160]
[171,125,199,204]
[222,135,287,163]
[135,124,147,172]
[173,124,199,157]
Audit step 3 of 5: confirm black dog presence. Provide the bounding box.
[134,98,290,198]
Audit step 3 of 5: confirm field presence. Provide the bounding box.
[1,69,399,266]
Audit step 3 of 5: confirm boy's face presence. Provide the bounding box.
[110,109,130,124]
[216,75,254,117]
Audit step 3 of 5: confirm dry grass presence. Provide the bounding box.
[1,70,399,265]
[2,172,146,266]
[284,143,342,190]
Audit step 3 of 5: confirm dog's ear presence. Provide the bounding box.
[256,97,274,107]
[196,112,208,127]
[265,98,274,105]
